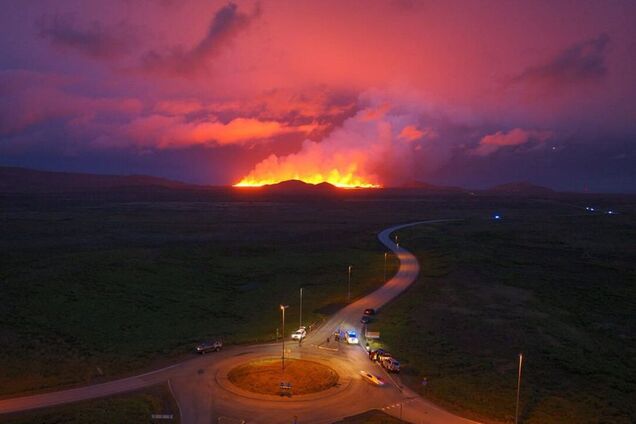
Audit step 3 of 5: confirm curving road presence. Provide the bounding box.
[0,220,479,424]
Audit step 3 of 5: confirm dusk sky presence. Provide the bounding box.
[1,0,635,191]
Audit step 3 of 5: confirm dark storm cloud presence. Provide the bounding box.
[38,14,133,60]
[512,33,610,88]
[140,2,259,77]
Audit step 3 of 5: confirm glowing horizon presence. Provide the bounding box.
[1,1,634,192]
[233,176,381,189]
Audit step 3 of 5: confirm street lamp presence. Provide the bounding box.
[280,305,289,372]
[299,288,303,329]
[347,265,352,303]
[384,252,388,282]
[515,353,523,424]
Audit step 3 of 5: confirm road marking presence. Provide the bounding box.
[317,345,339,351]
[167,379,183,424]
[381,397,417,411]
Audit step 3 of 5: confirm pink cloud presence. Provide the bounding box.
[398,125,423,141]
[123,115,318,148]
[473,128,553,156]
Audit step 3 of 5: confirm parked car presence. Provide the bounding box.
[346,330,359,344]
[381,357,401,373]
[360,316,371,324]
[369,349,390,361]
[291,327,307,340]
[363,308,376,316]
[359,370,385,386]
[195,339,222,354]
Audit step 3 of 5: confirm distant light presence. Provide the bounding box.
[590,208,595,212]
[607,210,614,215]
[585,207,591,211]
[494,214,501,220]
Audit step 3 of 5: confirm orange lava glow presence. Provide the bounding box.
[234,171,381,189]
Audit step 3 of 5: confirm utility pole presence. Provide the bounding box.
[299,288,303,328]
[347,265,352,303]
[515,353,523,424]
[280,305,289,372]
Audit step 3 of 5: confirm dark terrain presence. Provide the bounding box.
[1,167,634,423]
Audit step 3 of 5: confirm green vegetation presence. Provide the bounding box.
[1,189,634,424]
[380,212,636,423]
[0,196,400,396]
[2,385,178,424]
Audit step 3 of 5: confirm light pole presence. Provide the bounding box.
[515,353,523,424]
[280,305,289,372]
[299,288,303,329]
[347,265,352,303]
[384,252,388,282]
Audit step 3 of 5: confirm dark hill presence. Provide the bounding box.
[487,181,555,195]
[0,166,197,193]
[400,180,466,192]
[260,179,338,193]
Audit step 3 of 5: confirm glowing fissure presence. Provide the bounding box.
[235,165,381,188]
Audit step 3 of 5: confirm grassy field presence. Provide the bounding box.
[1,188,634,424]
[2,384,179,424]
[0,193,408,396]
[377,210,636,423]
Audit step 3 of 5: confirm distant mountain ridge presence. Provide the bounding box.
[256,179,338,193]
[400,180,466,192]
[0,166,196,193]
[487,181,555,195]
[0,167,559,195]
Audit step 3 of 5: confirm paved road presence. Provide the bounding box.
[0,220,479,424]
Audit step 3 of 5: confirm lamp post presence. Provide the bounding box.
[515,353,523,424]
[299,288,303,329]
[347,265,352,303]
[280,305,289,372]
[384,252,388,282]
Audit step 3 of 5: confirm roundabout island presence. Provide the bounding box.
[227,358,339,396]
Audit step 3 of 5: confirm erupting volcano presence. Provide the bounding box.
[234,170,380,189]
[234,143,383,188]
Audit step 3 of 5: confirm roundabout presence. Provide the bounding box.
[227,358,339,396]
[213,350,354,403]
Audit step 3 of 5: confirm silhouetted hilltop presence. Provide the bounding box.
[0,166,196,193]
[487,181,555,195]
[400,180,466,192]
[259,179,338,193]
